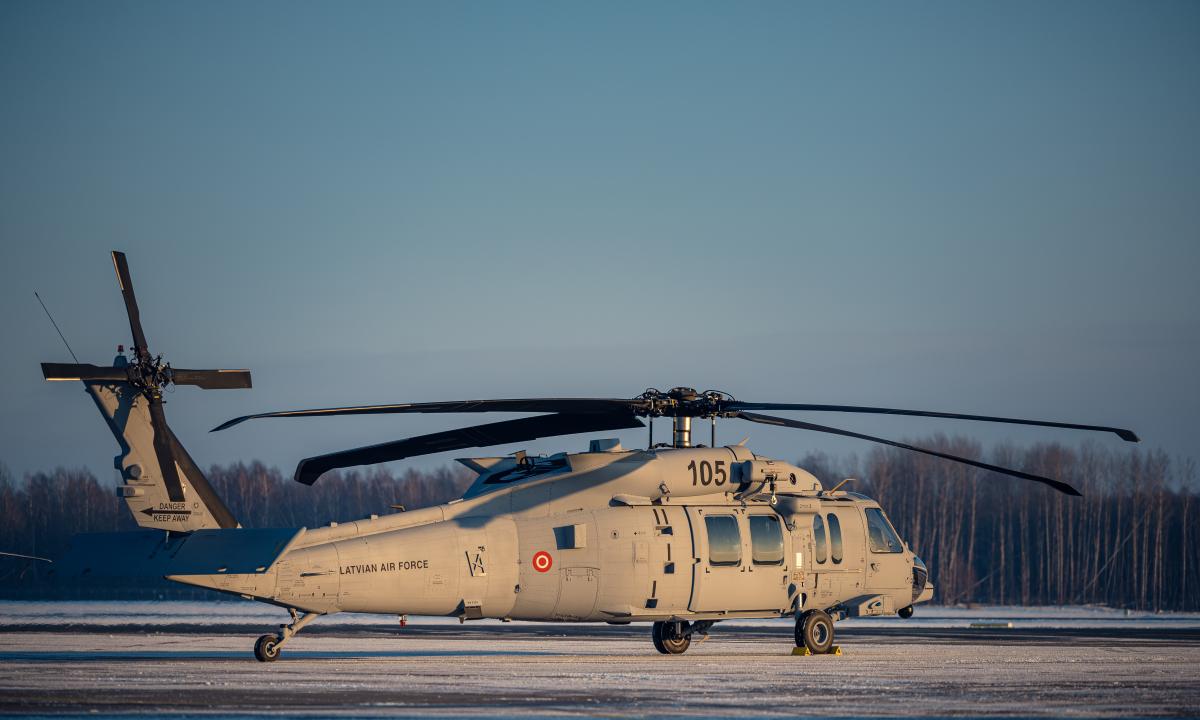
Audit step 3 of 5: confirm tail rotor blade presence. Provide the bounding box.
[732,410,1082,496]
[111,251,149,358]
[169,369,253,390]
[147,396,186,502]
[41,363,128,383]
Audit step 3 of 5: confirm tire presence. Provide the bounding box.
[254,634,281,662]
[898,605,914,619]
[651,623,667,654]
[795,610,834,654]
[651,621,691,655]
[793,610,812,647]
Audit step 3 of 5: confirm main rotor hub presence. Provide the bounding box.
[636,387,733,419]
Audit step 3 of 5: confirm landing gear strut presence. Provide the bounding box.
[795,609,835,654]
[254,608,321,662]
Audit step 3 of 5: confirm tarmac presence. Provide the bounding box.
[1,604,1198,718]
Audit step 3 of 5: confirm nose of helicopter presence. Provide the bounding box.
[912,555,934,603]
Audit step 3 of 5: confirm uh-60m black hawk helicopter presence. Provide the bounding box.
[43,252,1140,661]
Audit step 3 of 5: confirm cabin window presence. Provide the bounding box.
[749,515,784,565]
[813,514,828,564]
[827,513,843,564]
[865,508,904,553]
[705,515,742,567]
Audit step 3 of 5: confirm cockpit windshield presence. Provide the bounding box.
[865,507,904,553]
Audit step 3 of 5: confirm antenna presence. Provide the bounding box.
[34,292,79,363]
[0,551,53,563]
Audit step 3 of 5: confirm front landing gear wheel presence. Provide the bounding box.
[254,634,281,662]
[651,621,691,655]
[795,610,834,654]
[898,605,914,619]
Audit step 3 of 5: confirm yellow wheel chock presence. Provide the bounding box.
[790,645,843,656]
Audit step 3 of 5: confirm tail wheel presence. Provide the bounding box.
[795,610,835,654]
[651,621,691,655]
[254,634,281,662]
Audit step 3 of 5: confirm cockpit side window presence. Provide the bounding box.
[865,507,904,553]
[827,513,843,564]
[813,514,828,564]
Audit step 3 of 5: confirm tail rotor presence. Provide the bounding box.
[39,251,252,531]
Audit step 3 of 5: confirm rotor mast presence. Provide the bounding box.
[672,416,692,448]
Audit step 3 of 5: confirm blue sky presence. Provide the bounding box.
[2,1,1197,484]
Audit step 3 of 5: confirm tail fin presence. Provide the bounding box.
[87,379,238,530]
[40,251,250,532]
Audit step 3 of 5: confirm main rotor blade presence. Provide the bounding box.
[213,398,646,432]
[725,402,1139,443]
[147,396,186,502]
[731,410,1083,496]
[169,369,253,390]
[41,363,128,383]
[111,251,149,358]
[293,412,644,485]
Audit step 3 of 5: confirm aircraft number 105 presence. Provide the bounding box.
[687,459,728,486]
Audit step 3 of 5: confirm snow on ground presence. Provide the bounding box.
[1,602,1198,717]
[2,627,1198,718]
[1,599,1198,630]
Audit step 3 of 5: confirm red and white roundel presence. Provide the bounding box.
[532,551,553,573]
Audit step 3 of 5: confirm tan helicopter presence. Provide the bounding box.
[43,252,1140,661]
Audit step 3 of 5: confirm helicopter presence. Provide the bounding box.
[42,252,1140,661]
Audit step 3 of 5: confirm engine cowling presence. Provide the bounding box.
[733,459,822,494]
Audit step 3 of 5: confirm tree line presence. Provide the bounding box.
[1,439,1196,609]
[0,462,473,599]
[800,438,1197,611]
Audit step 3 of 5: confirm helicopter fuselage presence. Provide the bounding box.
[171,444,932,624]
